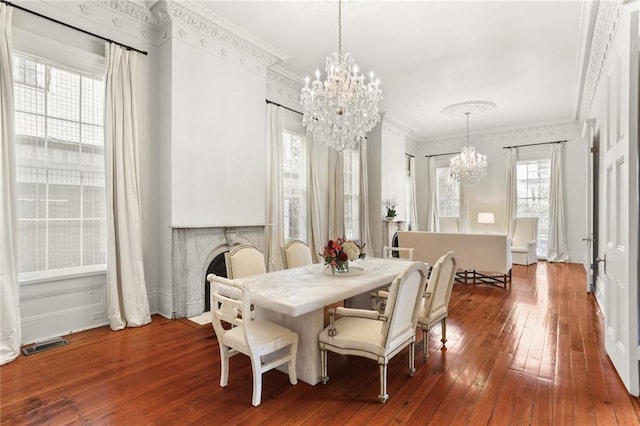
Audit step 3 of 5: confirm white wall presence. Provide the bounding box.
[169,38,267,228]
[416,121,587,262]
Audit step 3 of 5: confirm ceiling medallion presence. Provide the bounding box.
[441,101,497,186]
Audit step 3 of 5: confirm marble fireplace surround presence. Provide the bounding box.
[171,225,265,318]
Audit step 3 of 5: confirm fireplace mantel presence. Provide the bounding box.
[171,225,265,318]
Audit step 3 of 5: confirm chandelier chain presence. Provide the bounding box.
[338,0,342,55]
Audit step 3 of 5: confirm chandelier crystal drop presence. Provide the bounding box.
[300,0,382,151]
[442,101,496,187]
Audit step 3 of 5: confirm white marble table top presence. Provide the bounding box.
[234,257,416,317]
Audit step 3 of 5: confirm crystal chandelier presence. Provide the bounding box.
[442,101,496,186]
[300,0,382,151]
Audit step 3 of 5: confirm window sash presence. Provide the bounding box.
[13,53,106,281]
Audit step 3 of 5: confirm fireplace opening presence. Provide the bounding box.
[204,251,228,312]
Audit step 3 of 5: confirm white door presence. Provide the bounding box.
[601,8,639,396]
[582,119,596,293]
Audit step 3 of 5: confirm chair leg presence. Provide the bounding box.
[219,345,230,387]
[422,328,429,361]
[378,363,389,403]
[250,355,262,407]
[288,342,298,385]
[320,348,329,384]
[408,342,416,376]
[441,317,447,345]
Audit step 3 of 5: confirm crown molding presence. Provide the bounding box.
[148,0,286,66]
[380,112,414,136]
[267,65,304,90]
[96,0,159,26]
[422,120,581,148]
[577,0,625,119]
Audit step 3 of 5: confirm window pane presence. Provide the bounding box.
[13,53,106,280]
[282,130,307,242]
[343,149,360,240]
[516,159,551,257]
[436,167,460,217]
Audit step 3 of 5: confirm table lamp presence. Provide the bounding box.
[477,212,495,234]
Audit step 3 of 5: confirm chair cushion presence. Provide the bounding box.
[223,320,295,350]
[511,245,531,253]
[319,317,384,355]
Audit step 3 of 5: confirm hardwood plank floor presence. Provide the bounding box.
[2,262,639,425]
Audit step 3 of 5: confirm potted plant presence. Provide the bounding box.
[384,198,397,220]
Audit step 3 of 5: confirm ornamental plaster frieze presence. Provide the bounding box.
[380,112,414,137]
[423,120,581,152]
[578,0,624,119]
[149,0,286,67]
[95,0,159,26]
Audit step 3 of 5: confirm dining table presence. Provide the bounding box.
[233,257,416,385]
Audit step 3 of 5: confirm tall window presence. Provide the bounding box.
[516,159,550,257]
[13,53,106,281]
[282,130,307,242]
[436,166,460,217]
[343,149,360,240]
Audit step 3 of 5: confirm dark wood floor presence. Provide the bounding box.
[2,262,639,425]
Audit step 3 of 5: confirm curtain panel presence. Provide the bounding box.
[265,105,284,271]
[0,3,21,365]
[504,147,518,237]
[104,43,151,330]
[328,150,345,239]
[359,139,373,256]
[547,143,569,262]
[408,156,419,231]
[425,157,438,232]
[306,130,326,261]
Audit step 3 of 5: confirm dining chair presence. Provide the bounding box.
[418,251,457,360]
[225,244,266,279]
[207,274,299,406]
[370,246,415,310]
[281,239,314,269]
[318,261,429,403]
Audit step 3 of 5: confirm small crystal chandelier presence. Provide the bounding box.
[300,0,382,151]
[442,101,496,186]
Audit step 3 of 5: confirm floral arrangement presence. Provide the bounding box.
[321,237,366,273]
[383,198,397,218]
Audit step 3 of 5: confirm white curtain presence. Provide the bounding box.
[104,43,151,330]
[459,185,468,233]
[328,150,345,239]
[547,143,569,262]
[425,157,438,231]
[306,129,325,261]
[358,139,373,256]
[504,147,517,237]
[408,156,419,231]
[265,105,284,271]
[0,3,21,365]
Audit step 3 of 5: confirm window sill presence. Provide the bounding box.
[19,266,107,286]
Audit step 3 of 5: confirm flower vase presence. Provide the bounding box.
[335,261,350,274]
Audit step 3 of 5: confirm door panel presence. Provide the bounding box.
[600,7,639,396]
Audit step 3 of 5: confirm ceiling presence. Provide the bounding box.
[197,1,587,141]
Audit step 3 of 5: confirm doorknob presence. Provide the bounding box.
[596,254,606,274]
[582,236,595,243]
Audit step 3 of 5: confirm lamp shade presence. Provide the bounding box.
[477,212,495,224]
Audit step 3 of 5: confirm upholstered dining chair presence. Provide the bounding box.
[225,244,266,279]
[418,251,457,361]
[511,217,539,265]
[370,246,416,310]
[318,261,429,403]
[281,239,314,269]
[207,274,299,406]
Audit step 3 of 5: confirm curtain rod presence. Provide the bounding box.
[425,151,459,158]
[502,140,567,149]
[265,99,303,116]
[1,0,148,55]
[405,153,415,158]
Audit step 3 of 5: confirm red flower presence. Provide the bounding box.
[338,252,348,261]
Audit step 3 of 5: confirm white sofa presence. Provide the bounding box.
[397,231,512,287]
